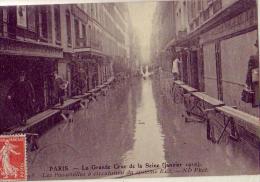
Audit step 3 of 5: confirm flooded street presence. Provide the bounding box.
[122,79,166,178]
[28,75,259,180]
[0,1,259,181]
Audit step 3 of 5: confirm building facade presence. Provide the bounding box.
[151,0,258,116]
[70,3,132,94]
[0,3,136,131]
[150,1,177,73]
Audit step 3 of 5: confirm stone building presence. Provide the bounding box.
[0,3,134,130]
[151,0,258,116]
[69,3,132,94]
[0,5,64,114]
[150,1,177,73]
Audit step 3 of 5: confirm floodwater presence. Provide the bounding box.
[27,75,259,180]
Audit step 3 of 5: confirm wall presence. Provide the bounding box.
[203,43,218,98]
[199,3,258,115]
[221,30,258,116]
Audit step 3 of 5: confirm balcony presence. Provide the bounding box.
[0,35,63,58]
[74,38,103,51]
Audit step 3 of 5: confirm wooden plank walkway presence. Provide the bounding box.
[72,93,92,100]
[174,80,185,85]
[3,76,119,151]
[191,92,224,107]
[180,84,198,93]
[5,109,60,134]
[216,106,260,138]
[52,99,81,110]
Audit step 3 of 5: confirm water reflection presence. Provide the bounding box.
[28,76,259,180]
[122,78,166,166]
[152,74,259,177]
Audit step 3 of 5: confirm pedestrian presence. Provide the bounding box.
[243,39,259,106]
[79,68,88,94]
[7,71,35,126]
[53,71,69,106]
[172,54,181,80]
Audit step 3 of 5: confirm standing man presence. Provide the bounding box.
[245,39,259,106]
[7,71,35,126]
[53,71,69,106]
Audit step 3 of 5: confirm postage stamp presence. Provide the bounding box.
[0,135,27,181]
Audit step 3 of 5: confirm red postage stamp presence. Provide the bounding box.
[0,135,27,181]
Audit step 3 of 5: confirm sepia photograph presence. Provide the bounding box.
[0,0,259,181]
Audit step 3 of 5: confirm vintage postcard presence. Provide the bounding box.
[0,0,259,181]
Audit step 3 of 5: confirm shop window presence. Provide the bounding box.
[54,5,61,44]
[66,10,72,46]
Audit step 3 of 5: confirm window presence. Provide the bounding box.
[213,0,222,14]
[7,6,17,38]
[203,8,210,21]
[40,6,48,39]
[198,0,202,11]
[191,1,195,18]
[82,24,86,46]
[95,4,98,18]
[16,6,27,28]
[93,27,95,44]
[27,6,36,32]
[74,19,79,46]
[54,5,61,44]
[0,8,3,35]
[66,10,72,45]
[88,25,91,46]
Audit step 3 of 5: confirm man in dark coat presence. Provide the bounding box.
[245,40,259,106]
[53,71,68,106]
[7,71,35,126]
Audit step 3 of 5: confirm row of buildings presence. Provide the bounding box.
[151,0,259,116]
[0,3,141,129]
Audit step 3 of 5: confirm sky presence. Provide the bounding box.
[128,1,157,64]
